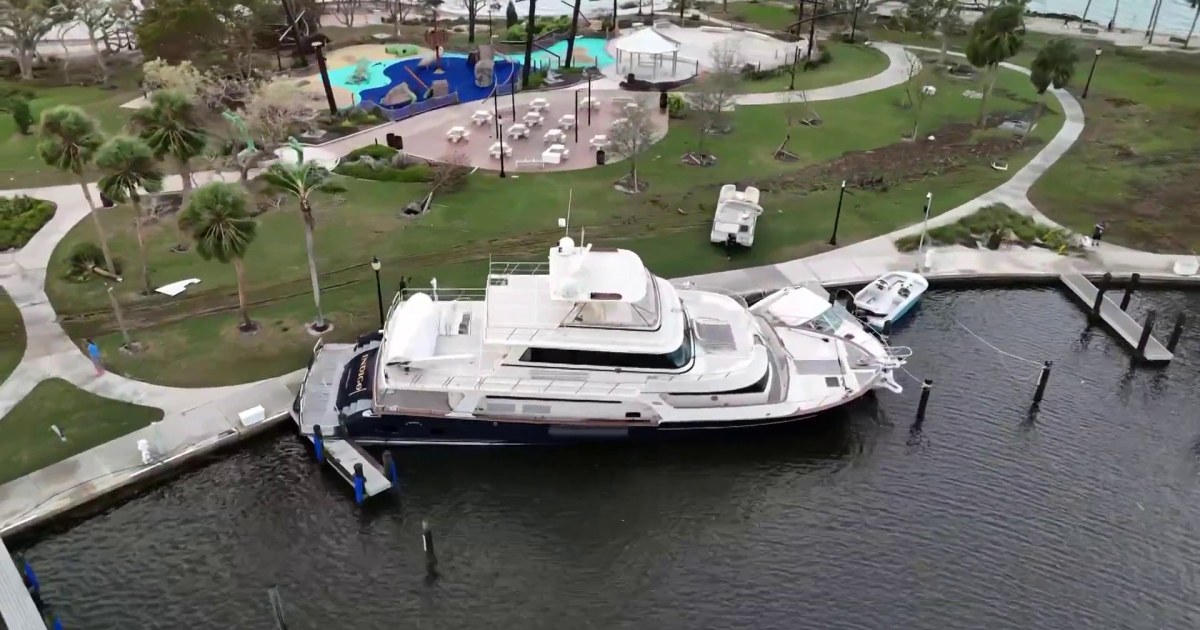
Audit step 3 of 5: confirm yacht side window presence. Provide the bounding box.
[801,306,847,334]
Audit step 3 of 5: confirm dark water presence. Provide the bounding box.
[17,288,1200,630]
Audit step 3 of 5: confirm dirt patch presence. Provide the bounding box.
[750,116,1031,195]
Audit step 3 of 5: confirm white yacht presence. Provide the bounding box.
[294,237,910,445]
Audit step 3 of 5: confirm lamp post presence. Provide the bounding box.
[1082,48,1102,99]
[510,79,516,119]
[850,0,861,43]
[311,40,338,115]
[499,123,507,177]
[105,285,133,348]
[916,191,933,256]
[586,73,593,125]
[493,80,501,138]
[574,90,579,143]
[371,257,384,329]
[806,0,819,69]
[829,180,845,246]
[489,2,500,38]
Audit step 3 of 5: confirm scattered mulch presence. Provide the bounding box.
[614,173,650,194]
[751,115,1031,195]
[681,152,717,167]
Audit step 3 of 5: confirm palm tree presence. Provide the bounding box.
[37,106,115,275]
[1187,0,1199,50]
[965,2,1024,127]
[96,136,166,295]
[1025,38,1078,143]
[130,89,208,204]
[262,160,341,331]
[179,182,259,331]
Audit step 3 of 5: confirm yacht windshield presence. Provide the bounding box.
[802,305,849,334]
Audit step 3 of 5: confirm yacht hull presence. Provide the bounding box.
[322,406,852,446]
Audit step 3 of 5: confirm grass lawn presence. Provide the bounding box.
[706,1,799,32]
[0,289,24,384]
[0,75,141,189]
[68,61,1061,386]
[733,42,891,93]
[0,378,164,485]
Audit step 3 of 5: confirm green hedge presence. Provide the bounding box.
[0,196,56,250]
[334,161,433,183]
[343,144,400,161]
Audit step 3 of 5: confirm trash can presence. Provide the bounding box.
[99,193,114,208]
[386,132,404,150]
[659,91,668,113]
[596,149,606,166]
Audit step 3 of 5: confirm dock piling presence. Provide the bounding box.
[312,425,324,463]
[916,379,932,420]
[1119,272,1140,311]
[382,450,400,492]
[881,320,893,338]
[1033,361,1052,404]
[353,463,365,505]
[21,557,39,596]
[1167,312,1187,354]
[1091,272,1113,319]
[422,520,438,573]
[1136,309,1157,360]
[52,616,63,630]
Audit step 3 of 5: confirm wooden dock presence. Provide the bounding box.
[1059,271,1173,363]
[1,538,45,630]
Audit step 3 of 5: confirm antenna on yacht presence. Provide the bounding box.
[580,226,586,246]
[430,277,438,302]
[559,190,573,236]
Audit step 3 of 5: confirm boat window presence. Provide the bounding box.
[802,306,848,333]
[519,325,694,370]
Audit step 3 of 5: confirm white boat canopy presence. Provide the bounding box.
[383,292,440,365]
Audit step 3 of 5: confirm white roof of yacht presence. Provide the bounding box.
[546,239,647,303]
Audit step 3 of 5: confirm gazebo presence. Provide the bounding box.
[613,27,688,81]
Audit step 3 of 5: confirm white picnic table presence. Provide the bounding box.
[624,102,641,114]
[506,123,530,139]
[522,111,545,127]
[589,134,610,150]
[558,114,576,130]
[611,96,634,111]
[542,143,570,165]
[529,97,550,112]
[580,96,601,110]
[446,126,470,143]
[543,128,566,144]
[489,142,513,158]
[470,109,493,126]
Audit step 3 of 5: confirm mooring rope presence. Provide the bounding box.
[954,319,1044,367]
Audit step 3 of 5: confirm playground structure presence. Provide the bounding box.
[612,23,802,84]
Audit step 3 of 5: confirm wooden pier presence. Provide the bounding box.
[1,538,45,630]
[1059,271,1173,363]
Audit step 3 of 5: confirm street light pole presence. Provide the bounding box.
[105,284,133,348]
[806,0,819,69]
[917,191,933,256]
[586,73,592,125]
[371,257,384,329]
[788,45,798,90]
[493,82,501,138]
[829,180,845,246]
[574,90,579,143]
[499,123,507,178]
[850,0,860,43]
[1082,48,1102,99]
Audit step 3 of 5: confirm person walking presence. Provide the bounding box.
[86,338,104,375]
[1091,222,1106,247]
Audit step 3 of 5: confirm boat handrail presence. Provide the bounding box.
[489,261,550,277]
[296,338,327,418]
[400,287,488,301]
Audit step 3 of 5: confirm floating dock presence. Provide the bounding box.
[1059,271,1173,363]
[296,341,392,500]
[1,538,44,630]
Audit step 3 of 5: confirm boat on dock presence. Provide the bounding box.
[852,271,928,331]
[293,236,911,445]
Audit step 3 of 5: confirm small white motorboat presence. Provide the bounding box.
[710,184,764,248]
[852,271,928,330]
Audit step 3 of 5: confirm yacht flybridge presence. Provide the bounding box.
[293,237,911,445]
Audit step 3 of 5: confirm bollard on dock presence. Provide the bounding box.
[1119,272,1140,311]
[53,616,63,630]
[1091,272,1112,319]
[22,557,39,596]
[881,320,893,338]
[422,520,438,574]
[382,450,400,493]
[353,463,366,505]
[312,425,324,463]
[1033,361,1052,404]
[916,379,932,421]
[1136,309,1157,360]
[1167,312,1187,354]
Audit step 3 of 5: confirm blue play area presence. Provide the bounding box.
[348,54,521,109]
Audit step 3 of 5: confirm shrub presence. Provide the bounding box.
[526,69,548,89]
[667,93,686,118]
[65,242,122,280]
[333,161,433,182]
[344,144,399,161]
[0,196,56,250]
[10,98,33,134]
